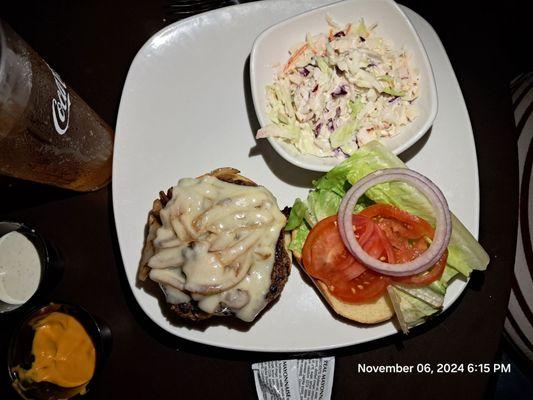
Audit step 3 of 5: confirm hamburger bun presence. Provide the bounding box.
[291,230,394,324]
[139,167,291,322]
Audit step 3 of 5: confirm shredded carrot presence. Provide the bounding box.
[283,43,308,73]
[328,29,334,41]
[346,23,352,35]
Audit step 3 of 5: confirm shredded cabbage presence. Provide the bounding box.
[257,17,420,159]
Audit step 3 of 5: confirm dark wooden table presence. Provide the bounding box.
[0,1,521,399]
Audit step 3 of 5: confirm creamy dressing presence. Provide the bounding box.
[147,175,286,322]
[0,231,41,304]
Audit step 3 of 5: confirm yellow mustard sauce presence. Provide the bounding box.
[18,312,96,392]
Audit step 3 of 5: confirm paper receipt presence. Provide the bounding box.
[252,357,335,400]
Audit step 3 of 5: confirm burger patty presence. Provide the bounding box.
[139,168,292,321]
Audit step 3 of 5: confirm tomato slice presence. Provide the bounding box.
[359,204,434,238]
[393,250,448,285]
[360,204,445,285]
[303,216,364,281]
[302,215,392,303]
[301,205,447,304]
[329,269,391,302]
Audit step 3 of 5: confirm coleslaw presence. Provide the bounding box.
[256,17,420,159]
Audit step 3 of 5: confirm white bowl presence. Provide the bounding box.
[250,0,438,172]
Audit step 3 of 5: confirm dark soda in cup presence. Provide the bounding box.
[0,22,113,191]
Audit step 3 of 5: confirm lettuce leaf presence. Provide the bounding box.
[288,140,489,278]
[447,215,489,275]
[285,198,307,231]
[388,264,461,331]
[307,190,342,224]
[430,264,460,295]
[288,224,309,254]
[388,286,440,331]
[393,284,444,309]
[286,141,489,330]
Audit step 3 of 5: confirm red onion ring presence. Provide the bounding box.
[337,168,452,277]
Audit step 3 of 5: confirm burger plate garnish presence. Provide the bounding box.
[287,141,489,332]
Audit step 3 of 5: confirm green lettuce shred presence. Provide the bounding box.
[389,286,440,329]
[330,119,358,149]
[288,224,310,253]
[285,198,307,231]
[316,56,332,77]
[348,97,365,119]
[382,87,406,97]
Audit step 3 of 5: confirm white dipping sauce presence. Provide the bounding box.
[0,231,41,304]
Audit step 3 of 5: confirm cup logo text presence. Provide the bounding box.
[49,67,71,135]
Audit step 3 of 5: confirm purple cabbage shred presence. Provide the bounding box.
[331,85,348,98]
[333,147,349,159]
[314,123,322,137]
[299,67,310,77]
[327,119,335,132]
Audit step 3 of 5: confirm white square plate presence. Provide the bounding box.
[113,0,479,352]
